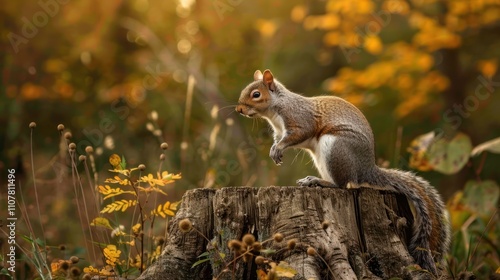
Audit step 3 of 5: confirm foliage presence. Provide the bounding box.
[0,120,181,279]
[83,154,181,278]
[408,131,500,277]
[297,0,500,118]
[408,131,472,174]
[50,256,83,280]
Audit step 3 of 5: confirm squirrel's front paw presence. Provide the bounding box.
[269,144,283,165]
[297,176,336,188]
[297,176,320,187]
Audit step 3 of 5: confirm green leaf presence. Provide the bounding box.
[463,180,500,216]
[21,235,34,243]
[21,235,45,247]
[260,248,276,255]
[471,137,500,156]
[197,251,210,258]
[124,267,139,275]
[427,132,472,174]
[116,264,124,275]
[191,257,210,268]
[0,268,13,278]
[120,155,127,170]
[34,238,45,247]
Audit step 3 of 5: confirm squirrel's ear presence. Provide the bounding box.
[263,69,276,91]
[254,70,263,81]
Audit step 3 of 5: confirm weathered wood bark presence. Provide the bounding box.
[138,186,431,280]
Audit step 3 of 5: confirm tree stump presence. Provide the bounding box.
[138,186,432,280]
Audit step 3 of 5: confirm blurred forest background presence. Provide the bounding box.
[1,0,500,278]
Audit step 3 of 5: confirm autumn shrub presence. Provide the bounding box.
[82,153,181,278]
[408,131,500,278]
[0,122,181,279]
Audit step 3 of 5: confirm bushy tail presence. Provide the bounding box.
[369,167,450,275]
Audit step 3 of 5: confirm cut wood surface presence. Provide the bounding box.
[138,186,432,280]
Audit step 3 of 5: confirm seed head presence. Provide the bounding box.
[160,142,169,150]
[178,218,193,233]
[138,164,146,171]
[156,237,165,246]
[85,146,94,154]
[307,247,317,256]
[64,132,72,139]
[29,122,36,128]
[79,155,86,162]
[60,261,70,270]
[254,256,265,265]
[69,256,79,264]
[57,124,65,132]
[160,154,165,161]
[69,143,76,150]
[228,240,243,251]
[242,234,255,246]
[273,233,284,242]
[287,239,297,250]
[70,266,81,276]
[252,241,262,251]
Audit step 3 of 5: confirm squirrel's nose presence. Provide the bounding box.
[236,106,243,114]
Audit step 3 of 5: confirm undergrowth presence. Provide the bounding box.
[0,122,181,279]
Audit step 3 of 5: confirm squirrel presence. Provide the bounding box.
[236,69,451,275]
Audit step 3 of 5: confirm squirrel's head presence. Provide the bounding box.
[236,69,277,118]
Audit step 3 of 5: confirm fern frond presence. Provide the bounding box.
[98,185,136,200]
[104,176,131,186]
[101,200,137,213]
[150,201,179,218]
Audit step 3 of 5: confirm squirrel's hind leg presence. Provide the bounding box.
[297,176,337,188]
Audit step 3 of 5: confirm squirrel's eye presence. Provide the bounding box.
[252,91,261,98]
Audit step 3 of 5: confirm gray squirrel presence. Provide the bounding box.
[236,69,451,275]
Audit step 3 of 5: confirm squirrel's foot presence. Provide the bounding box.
[297,176,337,188]
[269,144,283,165]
